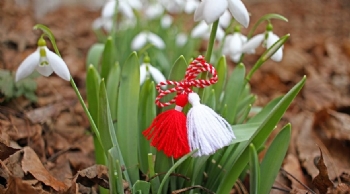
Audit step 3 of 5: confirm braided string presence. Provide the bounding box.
[155,55,218,107]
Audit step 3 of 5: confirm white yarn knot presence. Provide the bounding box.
[187,93,235,157]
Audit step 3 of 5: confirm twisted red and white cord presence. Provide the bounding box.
[155,55,217,107]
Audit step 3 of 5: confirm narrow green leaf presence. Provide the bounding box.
[148,153,160,193]
[133,181,151,194]
[222,63,246,124]
[86,65,100,125]
[249,144,260,194]
[117,52,140,184]
[157,150,197,194]
[212,56,227,108]
[259,124,291,194]
[155,152,173,193]
[139,80,156,174]
[106,62,121,120]
[100,36,116,81]
[86,43,104,69]
[216,76,306,194]
[108,147,125,194]
[247,96,282,124]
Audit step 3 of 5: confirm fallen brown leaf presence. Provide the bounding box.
[312,148,334,194]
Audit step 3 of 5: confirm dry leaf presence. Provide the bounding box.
[312,148,334,194]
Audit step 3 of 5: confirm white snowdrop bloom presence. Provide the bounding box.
[131,31,165,50]
[92,17,113,32]
[194,0,249,28]
[184,0,200,14]
[241,24,283,62]
[219,10,232,29]
[145,3,164,20]
[176,33,188,47]
[160,0,184,13]
[102,0,141,20]
[161,14,173,28]
[223,31,247,62]
[191,21,225,41]
[16,37,70,82]
[140,58,166,87]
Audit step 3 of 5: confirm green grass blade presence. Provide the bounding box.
[249,144,260,194]
[222,63,245,124]
[259,124,291,194]
[155,152,173,193]
[247,96,282,124]
[133,181,151,194]
[106,62,121,120]
[148,153,160,193]
[139,80,156,174]
[117,52,140,184]
[100,36,116,81]
[86,43,104,69]
[216,76,306,194]
[212,56,227,109]
[108,147,125,194]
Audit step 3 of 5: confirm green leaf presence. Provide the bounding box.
[222,63,246,124]
[212,55,227,109]
[230,123,261,144]
[138,79,156,174]
[157,150,197,194]
[216,76,306,194]
[133,181,151,194]
[106,62,121,120]
[148,153,160,193]
[108,147,125,194]
[117,52,140,184]
[86,43,104,69]
[100,36,116,81]
[259,124,291,194]
[249,144,260,194]
[247,96,282,124]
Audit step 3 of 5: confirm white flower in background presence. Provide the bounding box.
[131,31,166,50]
[92,17,113,32]
[16,37,70,82]
[176,33,188,47]
[102,0,142,20]
[145,3,164,19]
[160,0,184,13]
[194,0,249,28]
[191,21,225,41]
[183,0,200,14]
[241,23,283,62]
[223,28,248,63]
[161,14,173,28]
[140,56,166,86]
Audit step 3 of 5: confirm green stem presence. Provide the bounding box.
[198,19,219,98]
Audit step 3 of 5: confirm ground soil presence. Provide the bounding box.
[0,0,350,193]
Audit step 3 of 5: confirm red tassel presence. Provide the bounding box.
[143,94,190,159]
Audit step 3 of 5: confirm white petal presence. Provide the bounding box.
[194,0,205,22]
[176,33,188,47]
[219,10,232,28]
[36,64,53,77]
[184,0,199,14]
[15,50,39,82]
[119,1,135,19]
[140,63,147,84]
[127,0,142,10]
[131,32,147,50]
[229,33,243,55]
[227,0,249,28]
[145,4,164,19]
[203,0,227,24]
[147,32,165,49]
[230,53,242,63]
[161,14,173,28]
[148,65,166,84]
[266,32,283,62]
[92,17,104,30]
[215,27,225,41]
[241,33,264,53]
[191,21,209,38]
[102,0,116,18]
[45,48,70,81]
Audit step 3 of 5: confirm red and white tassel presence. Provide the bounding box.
[143,94,190,159]
[187,93,235,157]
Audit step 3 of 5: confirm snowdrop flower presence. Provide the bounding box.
[161,14,173,28]
[176,33,188,47]
[183,0,200,14]
[15,37,70,82]
[140,56,166,87]
[131,31,165,50]
[191,21,225,41]
[102,0,141,20]
[194,0,249,28]
[160,0,184,13]
[145,3,164,20]
[241,23,283,62]
[223,27,248,62]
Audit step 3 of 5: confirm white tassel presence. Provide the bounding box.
[187,93,235,157]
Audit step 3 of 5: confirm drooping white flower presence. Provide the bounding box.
[131,31,166,50]
[223,31,247,62]
[191,21,225,41]
[241,24,284,62]
[160,0,184,13]
[176,33,188,47]
[15,37,70,82]
[102,0,142,20]
[160,14,173,28]
[194,0,249,28]
[183,0,200,14]
[145,3,164,20]
[140,57,166,86]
